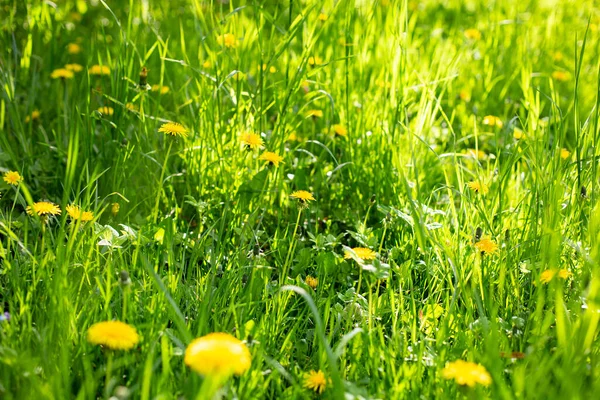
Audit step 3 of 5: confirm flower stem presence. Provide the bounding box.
[378,224,387,253]
[356,267,363,298]
[104,351,114,398]
[122,285,129,321]
[281,208,302,285]
[105,256,112,318]
[153,140,173,224]
[196,375,221,400]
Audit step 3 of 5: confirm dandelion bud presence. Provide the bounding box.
[305,275,318,289]
[475,227,482,242]
[113,386,131,400]
[383,212,392,226]
[111,202,120,217]
[120,270,131,286]
[139,66,148,89]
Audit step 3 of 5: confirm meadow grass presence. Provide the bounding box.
[1,0,600,398]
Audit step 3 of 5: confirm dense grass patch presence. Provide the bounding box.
[2,0,600,398]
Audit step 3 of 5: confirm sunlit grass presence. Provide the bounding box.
[1,0,600,399]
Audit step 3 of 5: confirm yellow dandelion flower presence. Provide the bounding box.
[25,110,40,123]
[541,269,571,284]
[184,332,251,377]
[67,43,82,54]
[303,370,328,394]
[333,124,348,137]
[202,60,212,69]
[217,33,238,49]
[540,269,556,284]
[151,84,170,94]
[560,148,571,160]
[464,28,482,40]
[552,51,564,62]
[513,128,524,140]
[290,190,315,203]
[111,202,120,217]
[66,205,94,222]
[552,71,570,82]
[159,122,189,138]
[482,115,503,128]
[442,360,491,387]
[125,103,137,111]
[259,64,277,73]
[288,132,299,142]
[240,132,264,150]
[305,276,318,289]
[26,201,61,216]
[459,90,471,102]
[557,269,571,279]
[87,321,139,350]
[51,68,74,79]
[65,63,83,72]
[3,171,23,186]
[344,247,377,261]
[308,56,323,66]
[259,151,284,167]
[318,13,328,21]
[89,65,111,76]
[306,109,323,118]
[97,106,114,116]
[467,181,489,195]
[474,237,498,255]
